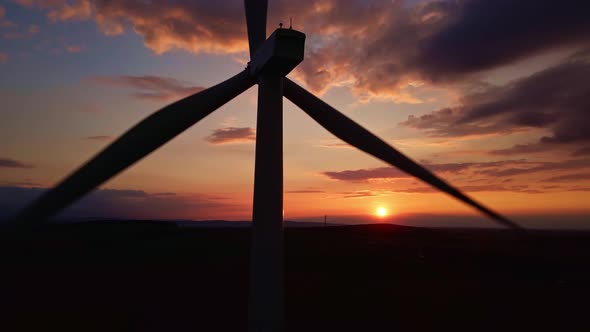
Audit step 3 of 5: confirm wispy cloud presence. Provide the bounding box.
[205,127,256,145]
[3,24,40,39]
[339,190,387,199]
[0,5,16,28]
[0,157,33,169]
[0,186,234,220]
[15,0,92,22]
[285,189,325,194]
[324,167,407,182]
[89,75,205,101]
[0,180,41,187]
[542,173,590,182]
[28,24,40,34]
[0,52,7,64]
[85,135,112,141]
[565,186,590,192]
[66,45,81,53]
[323,159,590,187]
[390,185,544,195]
[477,159,590,177]
[316,142,352,149]
[573,147,590,157]
[322,160,516,182]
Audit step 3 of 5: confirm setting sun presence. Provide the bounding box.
[376,207,388,218]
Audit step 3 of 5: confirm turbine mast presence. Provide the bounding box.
[250,71,284,332]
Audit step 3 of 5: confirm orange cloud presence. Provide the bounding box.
[92,1,248,55]
[89,75,205,101]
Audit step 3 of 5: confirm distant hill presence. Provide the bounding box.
[0,218,343,229]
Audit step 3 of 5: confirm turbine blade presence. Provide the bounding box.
[283,78,522,230]
[244,0,268,57]
[16,71,256,225]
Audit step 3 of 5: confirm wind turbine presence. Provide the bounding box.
[15,0,522,330]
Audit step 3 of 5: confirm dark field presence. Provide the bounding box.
[1,222,589,331]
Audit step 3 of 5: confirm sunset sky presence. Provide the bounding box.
[1,0,589,228]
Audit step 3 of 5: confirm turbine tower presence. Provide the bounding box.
[15,0,522,331]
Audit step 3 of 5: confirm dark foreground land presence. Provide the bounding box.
[1,222,589,331]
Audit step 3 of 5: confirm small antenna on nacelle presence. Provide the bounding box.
[289,17,292,29]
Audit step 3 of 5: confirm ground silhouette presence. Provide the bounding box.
[1,222,589,331]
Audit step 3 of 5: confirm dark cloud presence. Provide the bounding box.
[0,186,231,220]
[205,127,256,144]
[89,75,205,101]
[401,53,590,154]
[400,107,512,138]
[416,0,590,80]
[297,0,590,97]
[0,157,33,169]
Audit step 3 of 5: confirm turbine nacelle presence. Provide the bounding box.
[249,28,305,77]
